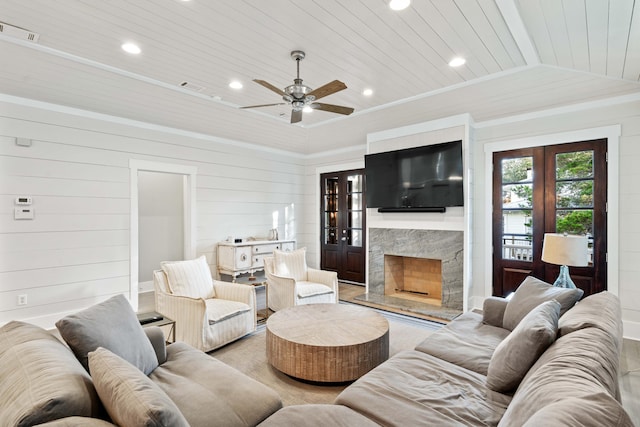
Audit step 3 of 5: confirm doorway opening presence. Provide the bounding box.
[129,160,197,310]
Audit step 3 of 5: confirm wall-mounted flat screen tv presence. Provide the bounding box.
[365,140,463,212]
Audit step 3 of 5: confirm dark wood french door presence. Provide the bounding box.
[492,139,607,297]
[320,170,366,283]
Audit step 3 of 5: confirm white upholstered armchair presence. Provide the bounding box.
[263,248,338,312]
[153,256,256,352]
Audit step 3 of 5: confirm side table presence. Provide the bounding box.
[137,311,176,343]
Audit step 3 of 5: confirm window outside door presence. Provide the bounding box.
[320,170,366,283]
[492,139,607,297]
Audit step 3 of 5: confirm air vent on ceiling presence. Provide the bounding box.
[179,81,206,93]
[0,22,40,43]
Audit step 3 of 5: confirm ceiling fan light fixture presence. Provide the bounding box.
[389,0,410,11]
[303,106,313,113]
[229,80,243,89]
[449,57,466,67]
[362,88,373,96]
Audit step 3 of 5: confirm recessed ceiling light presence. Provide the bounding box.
[303,106,313,113]
[449,57,466,67]
[229,80,243,89]
[363,88,373,96]
[121,42,141,55]
[389,0,410,11]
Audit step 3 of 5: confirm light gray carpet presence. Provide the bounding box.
[209,307,441,407]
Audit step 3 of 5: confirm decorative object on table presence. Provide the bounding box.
[541,233,589,289]
[268,228,279,241]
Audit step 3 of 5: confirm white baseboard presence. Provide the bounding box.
[623,320,640,342]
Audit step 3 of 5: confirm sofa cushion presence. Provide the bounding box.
[487,300,560,393]
[499,327,623,424]
[56,294,158,375]
[89,347,189,427]
[415,310,509,375]
[274,247,307,281]
[35,417,116,426]
[258,405,379,427]
[0,321,101,426]
[502,276,583,331]
[558,291,622,346]
[297,281,334,298]
[161,256,215,299]
[335,350,511,427]
[149,342,283,427]
[520,395,634,427]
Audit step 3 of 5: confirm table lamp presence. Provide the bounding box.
[541,233,589,289]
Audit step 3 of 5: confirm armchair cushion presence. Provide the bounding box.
[88,347,189,427]
[502,276,582,331]
[274,247,307,281]
[161,256,215,299]
[56,294,158,375]
[297,281,335,299]
[205,298,251,324]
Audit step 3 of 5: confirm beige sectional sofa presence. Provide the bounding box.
[0,294,282,427]
[260,277,634,426]
[1,276,634,426]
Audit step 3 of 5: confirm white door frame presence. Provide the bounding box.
[129,159,197,310]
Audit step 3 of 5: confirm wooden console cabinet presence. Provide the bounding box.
[217,239,295,281]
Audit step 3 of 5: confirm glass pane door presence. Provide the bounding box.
[500,157,534,262]
[346,174,363,247]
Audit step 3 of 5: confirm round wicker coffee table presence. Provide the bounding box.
[266,303,389,382]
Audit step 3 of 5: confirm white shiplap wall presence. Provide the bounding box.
[0,99,305,329]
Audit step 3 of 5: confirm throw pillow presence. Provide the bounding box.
[89,347,189,427]
[486,300,560,393]
[273,247,307,281]
[56,294,158,375]
[0,321,101,426]
[161,255,215,299]
[502,276,583,331]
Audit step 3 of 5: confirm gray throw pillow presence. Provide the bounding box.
[89,347,189,427]
[56,294,158,375]
[487,300,560,393]
[0,321,101,426]
[502,276,582,331]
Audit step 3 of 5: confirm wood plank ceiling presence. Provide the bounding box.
[0,0,638,154]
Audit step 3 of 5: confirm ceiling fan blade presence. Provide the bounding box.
[291,109,303,124]
[240,103,287,109]
[307,80,347,100]
[254,79,286,96]
[311,102,354,115]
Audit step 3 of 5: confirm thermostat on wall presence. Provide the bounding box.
[15,196,32,205]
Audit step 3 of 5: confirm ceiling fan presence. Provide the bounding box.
[240,50,354,124]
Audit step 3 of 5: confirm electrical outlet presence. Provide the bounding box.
[18,294,27,306]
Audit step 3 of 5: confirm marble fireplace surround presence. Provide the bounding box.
[367,228,464,312]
